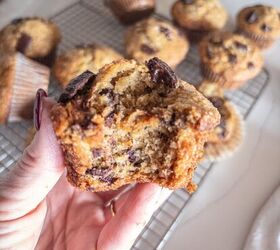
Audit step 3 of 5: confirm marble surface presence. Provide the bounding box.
[1,0,280,250]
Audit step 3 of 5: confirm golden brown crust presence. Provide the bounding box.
[171,0,228,31]
[124,17,189,68]
[199,32,263,88]
[0,53,15,123]
[0,17,61,59]
[51,58,220,192]
[53,44,122,87]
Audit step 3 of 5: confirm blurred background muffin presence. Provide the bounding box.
[54,44,122,87]
[0,17,61,67]
[171,0,228,42]
[236,4,280,49]
[0,52,49,124]
[105,0,155,24]
[125,17,189,68]
[198,80,244,160]
[199,31,263,89]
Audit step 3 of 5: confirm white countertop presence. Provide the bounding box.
[1,1,280,250]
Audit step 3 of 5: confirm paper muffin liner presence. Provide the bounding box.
[106,0,155,24]
[204,105,244,161]
[8,53,50,122]
[201,63,246,89]
[236,29,275,49]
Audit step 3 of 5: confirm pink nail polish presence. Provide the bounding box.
[34,89,47,131]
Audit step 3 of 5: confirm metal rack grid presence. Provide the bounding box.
[0,1,269,249]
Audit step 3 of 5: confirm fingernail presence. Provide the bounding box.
[34,89,47,131]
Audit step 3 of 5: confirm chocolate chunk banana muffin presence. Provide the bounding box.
[198,80,243,160]
[199,32,264,89]
[125,17,189,68]
[54,44,122,88]
[0,17,61,66]
[237,5,280,49]
[171,0,228,41]
[51,58,220,192]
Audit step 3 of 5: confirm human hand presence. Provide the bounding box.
[0,90,162,250]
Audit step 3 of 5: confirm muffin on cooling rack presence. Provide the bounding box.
[105,0,155,24]
[54,44,122,88]
[51,58,220,192]
[124,17,189,68]
[0,17,61,67]
[198,80,243,160]
[199,31,264,89]
[0,52,49,124]
[171,0,228,42]
[236,4,280,49]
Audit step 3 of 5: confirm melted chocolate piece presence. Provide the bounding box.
[146,57,177,88]
[169,112,176,126]
[105,111,115,127]
[228,54,237,64]
[80,115,96,130]
[247,62,255,69]
[246,11,258,23]
[144,86,153,94]
[59,71,96,104]
[234,41,248,51]
[141,44,156,54]
[16,33,32,54]
[208,96,225,109]
[159,26,171,40]
[181,0,194,4]
[85,167,116,184]
[261,23,272,32]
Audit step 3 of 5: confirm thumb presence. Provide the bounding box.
[0,90,64,220]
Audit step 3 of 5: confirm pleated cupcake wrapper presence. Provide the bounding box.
[236,28,274,49]
[107,0,155,24]
[8,53,50,122]
[201,63,246,89]
[204,105,244,161]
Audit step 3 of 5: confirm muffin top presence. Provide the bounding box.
[237,5,280,39]
[171,0,228,31]
[125,17,189,68]
[199,32,263,82]
[0,53,15,123]
[0,17,61,59]
[54,44,122,87]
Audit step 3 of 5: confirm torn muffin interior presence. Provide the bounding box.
[51,58,220,192]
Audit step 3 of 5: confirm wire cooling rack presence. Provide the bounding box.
[0,1,269,249]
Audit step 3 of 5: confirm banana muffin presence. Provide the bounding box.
[125,17,189,68]
[236,4,280,49]
[51,58,220,192]
[171,0,228,42]
[198,80,243,160]
[0,17,61,66]
[54,44,122,88]
[199,31,263,89]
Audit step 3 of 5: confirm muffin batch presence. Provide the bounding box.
[0,0,278,192]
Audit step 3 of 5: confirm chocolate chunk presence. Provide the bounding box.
[169,112,176,126]
[59,70,96,103]
[159,26,171,40]
[158,92,167,97]
[85,167,116,184]
[246,11,258,23]
[11,18,24,25]
[228,54,237,64]
[247,62,255,69]
[261,23,272,32]
[208,96,225,109]
[99,88,116,101]
[105,111,115,127]
[181,0,194,4]
[146,57,177,88]
[234,41,247,51]
[141,44,156,54]
[16,33,32,54]
[80,115,96,130]
[144,86,153,94]
[92,148,102,158]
